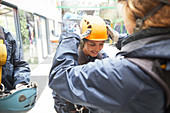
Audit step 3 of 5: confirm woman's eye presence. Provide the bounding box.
[90,44,95,46]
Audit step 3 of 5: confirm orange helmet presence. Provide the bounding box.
[80,16,108,41]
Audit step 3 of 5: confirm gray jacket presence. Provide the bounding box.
[49,27,170,113]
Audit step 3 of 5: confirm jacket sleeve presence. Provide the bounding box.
[49,32,147,112]
[100,49,109,59]
[11,33,30,87]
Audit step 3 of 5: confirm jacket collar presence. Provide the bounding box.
[118,27,170,59]
[122,27,170,47]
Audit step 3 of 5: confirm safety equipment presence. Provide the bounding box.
[0,26,7,86]
[0,44,7,86]
[80,16,108,41]
[0,82,37,113]
[117,0,170,32]
[133,0,170,32]
[156,0,170,5]
[0,44,7,65]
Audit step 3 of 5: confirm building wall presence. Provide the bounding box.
[1,0,62,70]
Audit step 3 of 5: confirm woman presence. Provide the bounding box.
[78,16,109,65]
[52,16,109,113]
[49,0,170,112]
[78,38,108,65]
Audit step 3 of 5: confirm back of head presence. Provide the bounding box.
[80,15,108,41]
[118,0,170,32]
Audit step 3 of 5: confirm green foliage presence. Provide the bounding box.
[18,10,29,48]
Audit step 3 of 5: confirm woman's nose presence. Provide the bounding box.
[94,46,101,52]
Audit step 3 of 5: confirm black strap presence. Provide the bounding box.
[133,3,165,32]
[0,26,5,44]
[126,58,170,108]
[142,3,165,21]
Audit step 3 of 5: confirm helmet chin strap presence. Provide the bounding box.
[133,3,165,32]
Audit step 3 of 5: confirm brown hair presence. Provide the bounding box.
[119,0,170,29]
[80,39,88,49]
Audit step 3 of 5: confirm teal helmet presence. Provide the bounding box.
[0,82,37,113]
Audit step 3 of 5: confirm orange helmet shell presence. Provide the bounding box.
[80,16,108,41]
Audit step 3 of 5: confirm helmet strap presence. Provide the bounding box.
[80,29,91,39]
[133,3,165,32]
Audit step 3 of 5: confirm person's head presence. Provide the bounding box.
[81,39,105,57]
[80,16,108,57]
[118,0,170,34]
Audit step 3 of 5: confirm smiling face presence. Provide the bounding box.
[83,40,105,57]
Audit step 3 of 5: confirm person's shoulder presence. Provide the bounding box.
[101,57,134,67]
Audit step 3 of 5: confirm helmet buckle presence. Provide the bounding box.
[134,19,143,32]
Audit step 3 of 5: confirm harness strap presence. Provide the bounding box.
[0,26,7,87]
[0,26,5,44]
[127,58,170,108]
[0,67,2,88]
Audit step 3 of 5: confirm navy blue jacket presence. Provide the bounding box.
[49,27,170,113]
[52,43,109,113]
[2,27,30,90]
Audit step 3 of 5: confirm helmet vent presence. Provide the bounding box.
[19,95,26,102]
[24,104,30,108]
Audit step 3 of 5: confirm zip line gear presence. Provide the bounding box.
[80,16,108,41]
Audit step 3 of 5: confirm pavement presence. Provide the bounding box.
[27,43,119,113]
[28,53,56,113]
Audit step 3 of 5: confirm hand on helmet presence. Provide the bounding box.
[72,23,81,35]
[73,23,91,39]
[106,25,119,44]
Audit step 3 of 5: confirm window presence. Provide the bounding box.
[0,4,17,37]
